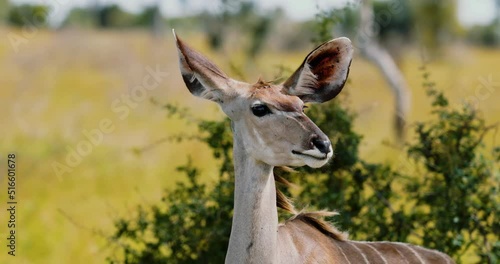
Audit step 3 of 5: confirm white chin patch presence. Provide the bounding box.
[304,156,330,168]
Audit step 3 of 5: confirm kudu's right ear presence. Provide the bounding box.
[173,30,233,103]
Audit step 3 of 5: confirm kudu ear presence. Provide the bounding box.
[282,37,353,103]
[173,30,233,103]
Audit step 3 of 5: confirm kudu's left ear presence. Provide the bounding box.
[282,37,353,103]
[173,30,234,103]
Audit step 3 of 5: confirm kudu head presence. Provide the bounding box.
[174,31,353,168]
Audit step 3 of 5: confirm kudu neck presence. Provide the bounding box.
[225,125,279,263]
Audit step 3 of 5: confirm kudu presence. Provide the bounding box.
[173,30,454,264]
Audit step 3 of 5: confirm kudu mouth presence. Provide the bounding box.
[291,150,331,160]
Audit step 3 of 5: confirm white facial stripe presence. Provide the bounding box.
[251,100,264,107]
[275,110,308,130]
[273,109,301,116]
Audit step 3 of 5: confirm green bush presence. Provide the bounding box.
[404,69,499,261]
[7,4,49,28]
[95,5,137,28]
[0,0,8,23]
[466,21,500,47]
[108,115,235,264]
[62,8,96,28]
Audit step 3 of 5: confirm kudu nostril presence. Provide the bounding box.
[311,137,331,154]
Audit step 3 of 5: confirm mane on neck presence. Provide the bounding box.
[274,170,348,241]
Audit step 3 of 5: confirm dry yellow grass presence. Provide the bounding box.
[0,28,498,263]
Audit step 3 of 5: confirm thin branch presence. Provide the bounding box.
[57,208,128,251]
[132,134,200,154]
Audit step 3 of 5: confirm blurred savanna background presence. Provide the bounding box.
[0,0,499,263]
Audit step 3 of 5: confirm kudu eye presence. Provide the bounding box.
[251,104,271,117]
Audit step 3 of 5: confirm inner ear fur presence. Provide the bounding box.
[283,37,353,103]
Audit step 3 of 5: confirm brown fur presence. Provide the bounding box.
[250,81,304,112]
[288,211,348,241]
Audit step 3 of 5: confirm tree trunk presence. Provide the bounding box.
[358,0,411,141]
